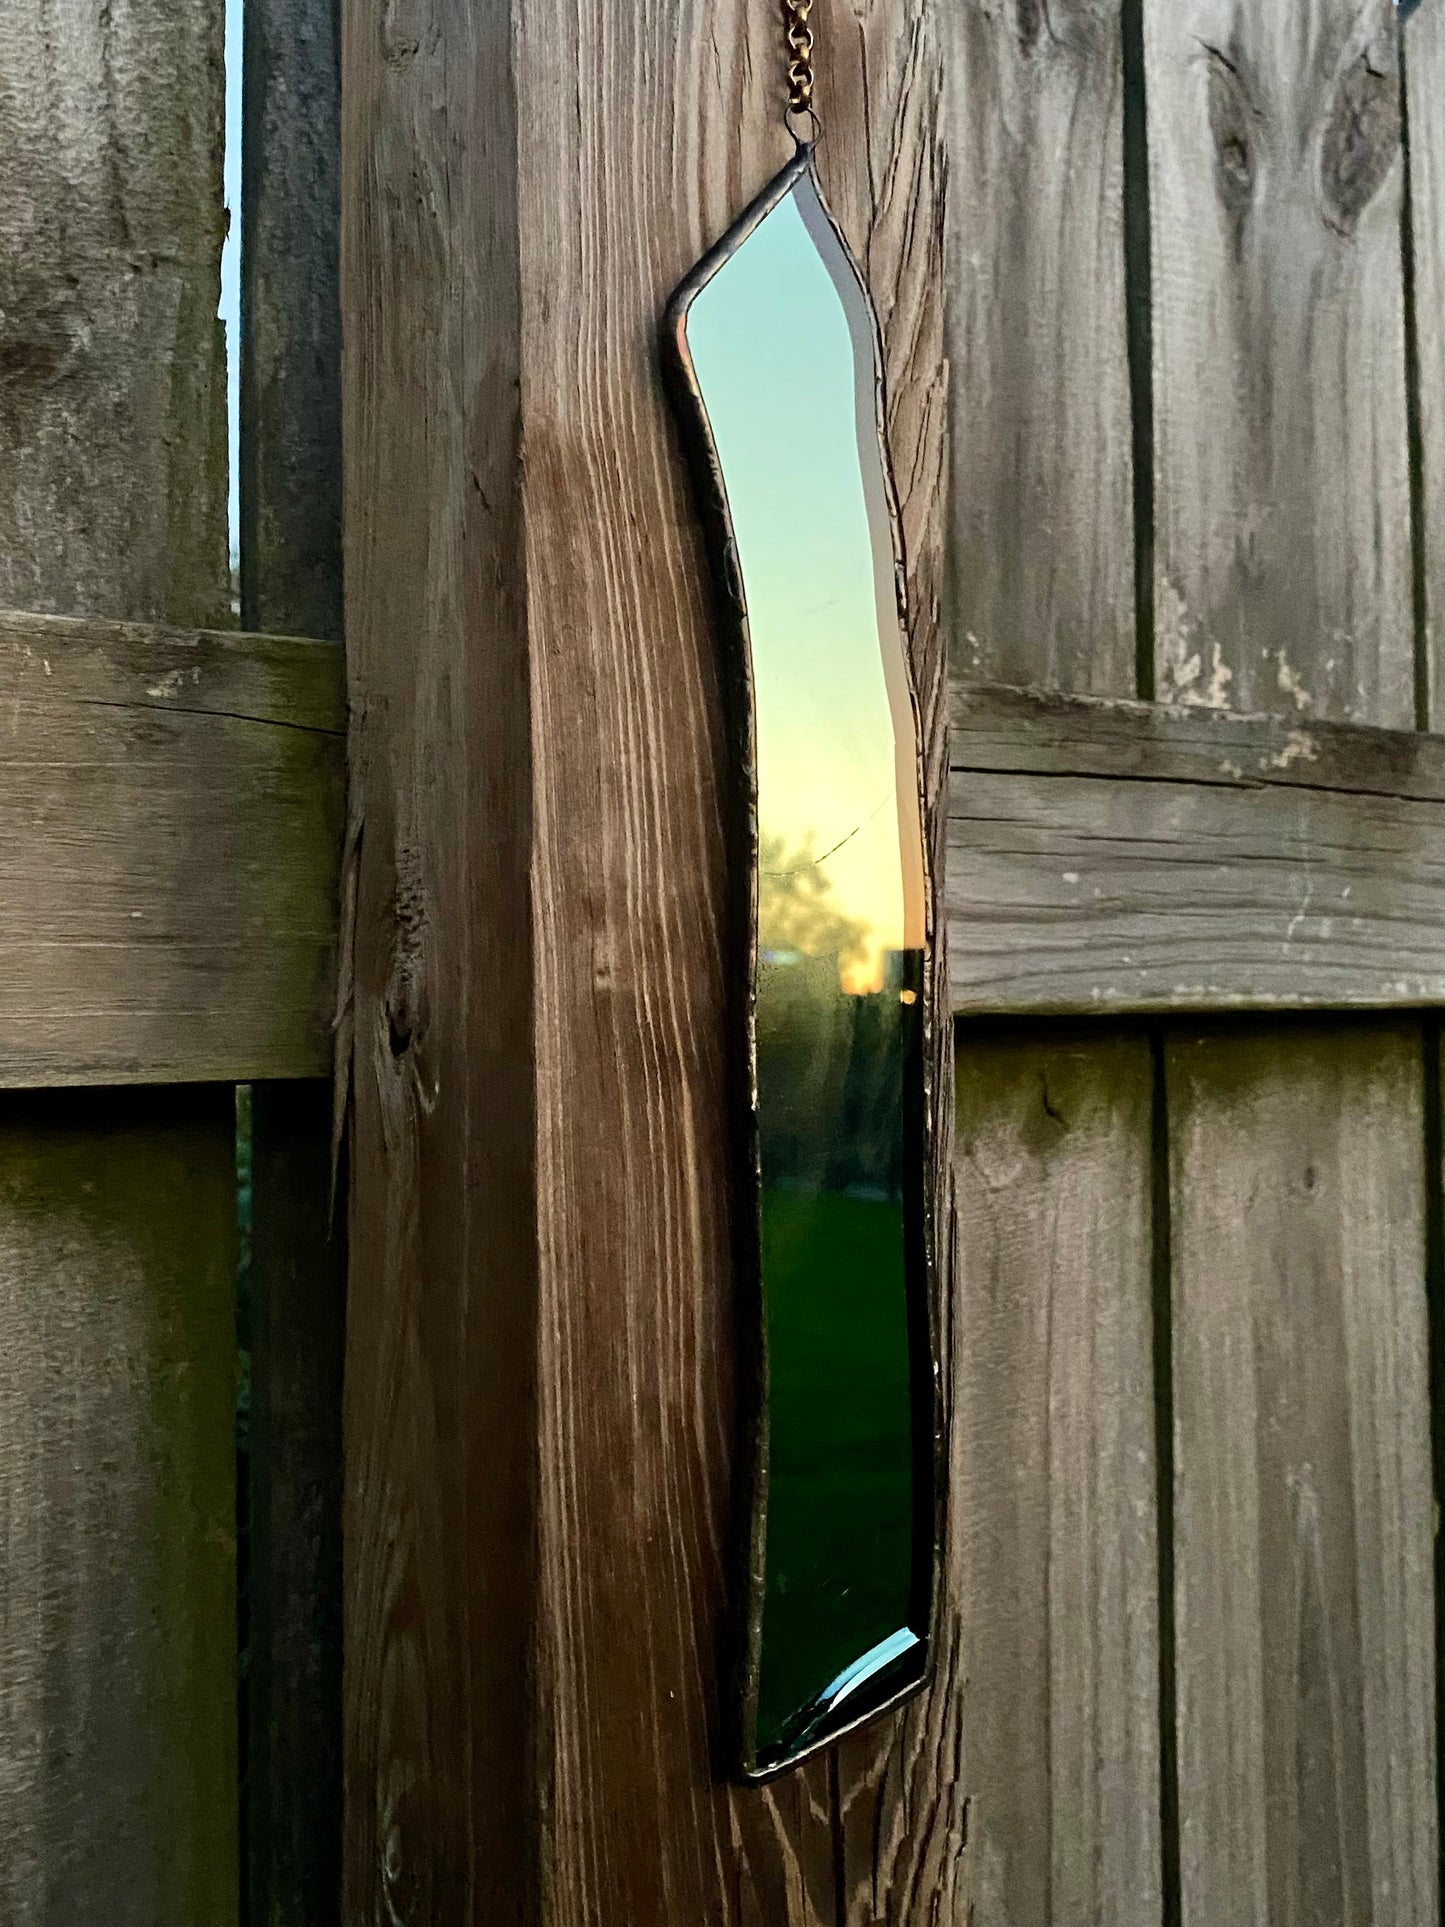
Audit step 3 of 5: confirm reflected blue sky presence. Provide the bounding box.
[222,0,242,565]
[686,182,924,993]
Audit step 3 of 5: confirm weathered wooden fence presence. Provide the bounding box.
[4,0,1445,1922]
[337,0,1445,1923]
[0,1,342,1923]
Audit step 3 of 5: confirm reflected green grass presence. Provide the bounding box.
[757,1189,913,1753]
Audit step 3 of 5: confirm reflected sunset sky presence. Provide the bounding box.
[685,176,925,995]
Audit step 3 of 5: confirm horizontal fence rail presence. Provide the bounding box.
[948,681,1445,1015]
[0,608,344,1086]
[14,613,1445,1081]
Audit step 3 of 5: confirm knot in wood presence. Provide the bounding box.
[1319,49,1399,234]
[1204,47,1258,224]
[1013,0,1107,57]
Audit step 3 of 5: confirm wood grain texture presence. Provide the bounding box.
[944,0,1136,694]
[838,1036,1164,1927]
[0,608,344,1087]
[1168,1024,1436,1927]
[941,1033,1161,1927]
[241,0,343,646]
[947,683,1445,1013]
[0,1092,239,1927]
[341,0,943,1918]
[1407,0,1445,726]
[1146,0,1413,724]
[523,0,919,1916]
[1147,6,1436,1917]
[0,0,230,628]
[0,5,240,1920]
[341,0,542,1911]
[240,1,346,1918]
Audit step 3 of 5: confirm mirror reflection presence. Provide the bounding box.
[672,160,933,1776]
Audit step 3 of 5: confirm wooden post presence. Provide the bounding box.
[341,0,943,1916]
[0,2,239,1919]
[241,0,346,1919]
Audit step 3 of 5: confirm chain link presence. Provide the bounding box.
[781,0,816,131]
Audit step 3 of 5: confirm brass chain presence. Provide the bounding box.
[782,0,816,132]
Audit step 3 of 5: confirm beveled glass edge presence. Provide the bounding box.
[660,144,944,1788]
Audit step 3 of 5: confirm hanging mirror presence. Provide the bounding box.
[664,148,939,1782]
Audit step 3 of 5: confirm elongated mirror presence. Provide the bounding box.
[663,150,937,1782]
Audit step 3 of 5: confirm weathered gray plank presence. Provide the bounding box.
[1168,1025,1436,1927]
[0,609,344,1087]
[947,684,1445,1014]
[1147,0,1413,725]
[0,4,240,1920]
[0,1,230,629]
[0,606,344,731]
[240,0,342,647]
[1145,4,1436,1920]
[951,678,1445,795]
[0,1092,239,1925]
[1408,0,1445,725]
[944,0,1136,694]
[239,0,346,1918]
[941,1033,1160,1927]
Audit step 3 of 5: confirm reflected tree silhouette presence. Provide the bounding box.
[758,830,871,969]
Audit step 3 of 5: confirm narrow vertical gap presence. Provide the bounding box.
[223,0,243,617]
[1401,40,1432,733]
[1403,16,1445,1901]
[223,0,249,1915]
[1121,0,1157,703]
[1151,1031,1182,1927]
[235,1082,254,1927]
[237,0,260,635]
[1125,7,1179,1902]
[1423,1021,1445,1922]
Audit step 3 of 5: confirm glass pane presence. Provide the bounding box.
[666,157,934,1778]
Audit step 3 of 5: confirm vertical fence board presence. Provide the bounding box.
[1168,1026,1436,1926]
[838,4,1163,1923]
[341,0,541,1913]
[241,0,345,1920]
[1145,5,1438,1922]
[0,1094,238,1925]
[241,0,344,647]
[1147,0,1413,725]
[946,1034,1159,1927]
[944,0,1138,697]
[342,0,946,1916]
[0,5,239,1924]
[1407,1,1445,726]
